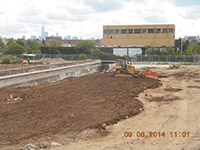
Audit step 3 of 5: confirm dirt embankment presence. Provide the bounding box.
[0,73,161,148]
[0,60,93,77]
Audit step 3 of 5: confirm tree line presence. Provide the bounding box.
[0,38,200,56]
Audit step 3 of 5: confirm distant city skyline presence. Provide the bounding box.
[0,0,200,39]
[28,25,86,41]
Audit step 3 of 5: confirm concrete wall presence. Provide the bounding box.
[0,60,101,88]
[113,47,142,56]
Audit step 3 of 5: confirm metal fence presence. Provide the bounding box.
[0,54,80,61]
[131,55,200,63]
[1,54,200,63]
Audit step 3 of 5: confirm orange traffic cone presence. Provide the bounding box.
[10,94,13,101]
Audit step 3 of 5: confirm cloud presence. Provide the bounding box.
[0,23,27,36]
[84,0,124,11]
[184,6,200,20]
[0,0,200,39]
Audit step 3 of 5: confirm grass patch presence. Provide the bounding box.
[156,62,169,65]
[180,62,200,65]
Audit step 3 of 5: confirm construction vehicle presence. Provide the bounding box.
[112,60,142,77]
[112,60,158,78]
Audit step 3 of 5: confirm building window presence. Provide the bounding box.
[156,29,161,33]
[108,29,114,34]
[121,29,127,34]
[148,29,155,33]
[169,28,174,33]
[115,29,119,34]
[142,29,147,33]
[128,29,133,34]
[104,29,108,34]
[134,29,141,34]
[162,29,168,33]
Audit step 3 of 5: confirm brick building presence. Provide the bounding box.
[101,24,175,47]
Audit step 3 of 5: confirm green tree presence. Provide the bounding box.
[7,38,15,45]
[0,38,5,50]
[49,40,62,47]
[76,40,96,55]
[175,39,190,53]
[24,40,44,53]
[164,47,178,55]
[16,39,25,47]
[27,40,38,50]
[78,54,88,60]
[175,38,181,52]
[32,49,41,54]
[185,43,200,55]
[42,39,46,45]
[4,43,26,54]
[183,40,190,53]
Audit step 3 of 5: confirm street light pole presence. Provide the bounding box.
[180,38,183,54]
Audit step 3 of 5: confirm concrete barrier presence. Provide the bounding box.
[0,60,102,88]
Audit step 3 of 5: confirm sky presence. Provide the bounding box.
[0,0,200,39]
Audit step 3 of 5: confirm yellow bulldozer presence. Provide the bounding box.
[112,60,142,77]
[112,60,158,78]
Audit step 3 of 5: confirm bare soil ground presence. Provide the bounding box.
[51,66,200,150]
[0,73,160,149]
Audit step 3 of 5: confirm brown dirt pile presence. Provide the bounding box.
[0,73,161,147]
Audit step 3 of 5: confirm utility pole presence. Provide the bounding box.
[180,38,183,53]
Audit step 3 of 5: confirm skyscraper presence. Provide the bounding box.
[41,25,45,40]
[67,35,71,39]
[44,32,48,39]
[22,36,26,40]
[31,35,37,40]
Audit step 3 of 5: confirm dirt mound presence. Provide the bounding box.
[0,73,161,148]
[39,57,66,64]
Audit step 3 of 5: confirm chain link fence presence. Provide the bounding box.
[131,55,200,63]
[1,54,200,63]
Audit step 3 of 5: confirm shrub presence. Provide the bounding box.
[1,57,11,64]
[99,47,113,54]
[79,54,88,60]
[0,56,22,64]
[11,56,22,64]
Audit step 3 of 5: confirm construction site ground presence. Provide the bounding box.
[51,66,200,150]
[0,65,200,150]
[0,72,160,149]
